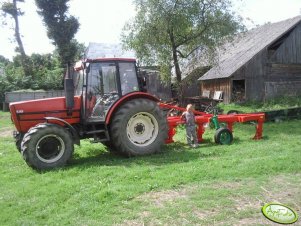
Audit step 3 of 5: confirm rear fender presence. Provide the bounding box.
[45,117,80,145]
[105,92,159,125]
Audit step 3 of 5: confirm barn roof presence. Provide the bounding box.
[199,16,301,81]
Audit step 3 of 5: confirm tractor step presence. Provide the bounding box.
[85,129,107,135]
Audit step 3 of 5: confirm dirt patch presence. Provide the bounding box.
[192,208,217,220]
[119,175,301,225]
[136,188,189,208]
[0,128,13,138]
[230,174,301,225]
[210,180,243,190]
[115,220,144,226]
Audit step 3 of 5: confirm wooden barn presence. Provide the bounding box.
[197,16,301,103]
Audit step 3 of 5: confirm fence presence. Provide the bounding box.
[3,90,64,111]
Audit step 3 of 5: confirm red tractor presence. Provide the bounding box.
[9,58,168,170]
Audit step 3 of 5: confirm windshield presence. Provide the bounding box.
[73,69,84,95]
[119,62,139,95]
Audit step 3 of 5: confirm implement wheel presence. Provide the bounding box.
[21,123,74,170]
[214,127,233,145]
[110,98,168,156]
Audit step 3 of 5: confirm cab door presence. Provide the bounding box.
[84,62,120,121]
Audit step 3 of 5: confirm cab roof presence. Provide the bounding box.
[74,58,136,71]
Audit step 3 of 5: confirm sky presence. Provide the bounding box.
[0,0,300,60]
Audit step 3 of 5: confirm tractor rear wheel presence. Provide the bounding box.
[110,98,168,156]
[21,123,74,170]
[102,141,117,153]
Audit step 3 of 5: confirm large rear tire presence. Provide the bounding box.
[110,98,168,156]
[21,123,74,170]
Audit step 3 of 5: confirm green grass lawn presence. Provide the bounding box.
[219,95,301,113]
[0,111,300,225]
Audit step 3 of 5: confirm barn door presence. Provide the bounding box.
[232,80,245,102]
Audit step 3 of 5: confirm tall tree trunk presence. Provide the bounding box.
[169,30,185,105]
[12,0,30,77]
[12,0,26,57]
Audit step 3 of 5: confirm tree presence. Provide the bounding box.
[1,0,31,76]
[122,0,243,98]
[0,52,65,101]
[35,0,80,66]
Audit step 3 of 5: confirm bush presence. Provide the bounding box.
[0,53,64,101]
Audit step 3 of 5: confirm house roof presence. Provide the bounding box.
[199,16,301,81]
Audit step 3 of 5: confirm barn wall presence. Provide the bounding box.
[245,51,267,102]
[273,23,301,64]
[201,50,268,103]
[231,50,267,102]
[264,22,301,99]
[201,78,231,103]
[264,64,301,99]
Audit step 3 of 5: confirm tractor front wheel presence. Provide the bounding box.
[110,98,168,156]
[15,132,24,153]
[21,123,74,170]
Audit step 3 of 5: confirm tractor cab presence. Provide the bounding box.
[72,58,140,122]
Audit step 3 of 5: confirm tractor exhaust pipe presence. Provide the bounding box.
[64,63,75,112]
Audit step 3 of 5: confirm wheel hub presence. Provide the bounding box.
[36,134,65,163]
[127,112,159,146]
[134,123,145,134]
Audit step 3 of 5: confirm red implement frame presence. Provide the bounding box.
[159,103,265,144]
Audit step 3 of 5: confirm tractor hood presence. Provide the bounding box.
[9,96,81,133]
